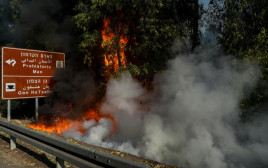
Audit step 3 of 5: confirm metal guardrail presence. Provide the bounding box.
[0,119,150,168]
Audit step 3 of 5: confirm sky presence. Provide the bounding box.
[199,0,210,8]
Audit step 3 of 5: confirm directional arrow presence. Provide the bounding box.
[5,59,16,66]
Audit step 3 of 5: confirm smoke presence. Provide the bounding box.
[61,41,268,168]
[0,0,12,44]
[2,1,266,166]
[1,0,76,52]
[39,69,96,119]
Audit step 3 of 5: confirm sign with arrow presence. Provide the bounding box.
[1,47,65,99]
[5,59,16,66]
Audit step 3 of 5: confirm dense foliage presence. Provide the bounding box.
[207,0,268,117]
[74,0,186,83]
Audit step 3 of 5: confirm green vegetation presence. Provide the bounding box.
[73,0,185,83]
[207,0,268,118]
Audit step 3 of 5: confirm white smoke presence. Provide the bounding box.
[63,42,268,168]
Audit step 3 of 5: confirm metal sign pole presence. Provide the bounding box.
[7,100,11,121]
[35,98,38,121]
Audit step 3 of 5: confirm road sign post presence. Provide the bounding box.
[7,100,11,121]
[35,98,38,121]
[1,47,65,121]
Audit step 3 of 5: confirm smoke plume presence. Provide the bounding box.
[62,41,267,168]
[2,1,266,166]
[0,0,76,52]
[39,68,96,120]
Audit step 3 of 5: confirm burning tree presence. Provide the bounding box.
[28,0,186,141]
[1,0,198,135]
[101,16,129,79]
[74,0,183,84]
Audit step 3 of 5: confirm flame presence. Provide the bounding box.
[28,116,81,134]
[101,18,128,78]
[28,17,128,136]
[28,104,115,135]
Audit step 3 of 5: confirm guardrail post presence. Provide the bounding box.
[56,157,64,168]
[10,136,16,150]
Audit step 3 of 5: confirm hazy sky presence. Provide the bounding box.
[199,0,210,7]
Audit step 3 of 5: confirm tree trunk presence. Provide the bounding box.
[115,30,121,68]
[192,0,200,50]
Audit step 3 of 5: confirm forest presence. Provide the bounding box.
[0,0,267,167]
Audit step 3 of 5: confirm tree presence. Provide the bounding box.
[172,0,202,50]
[207,0,268,117]
[74,0,184,85]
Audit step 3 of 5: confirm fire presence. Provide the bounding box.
[101,18,128,78]
[28,116,81,134]
[28,107,115,135]
[28,17,127,136]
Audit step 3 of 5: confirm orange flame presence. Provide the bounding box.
[28,105,115,135]
[28,17,128,135]
[28,117,82,134]
[101,18,128,78]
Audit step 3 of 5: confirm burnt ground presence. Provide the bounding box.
[0,112,179,168]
